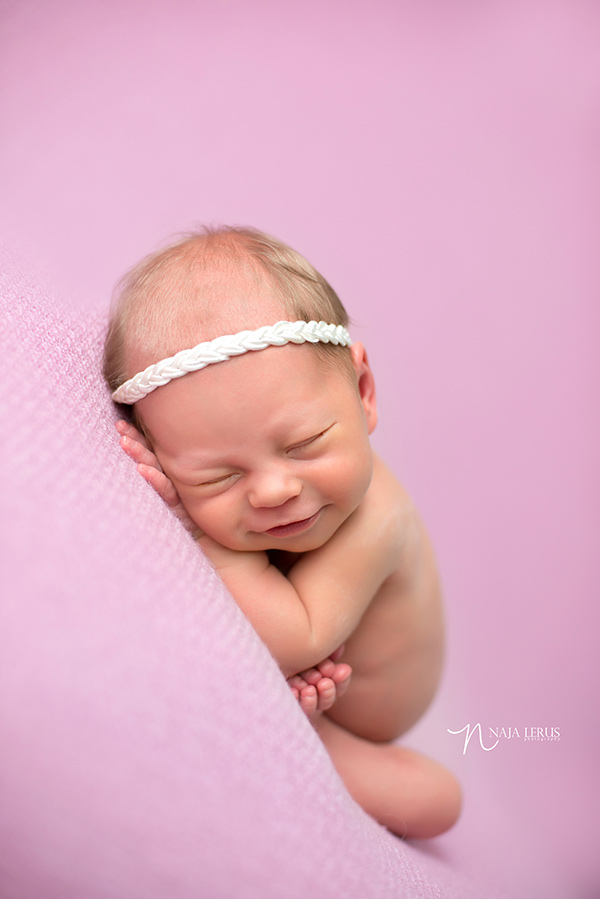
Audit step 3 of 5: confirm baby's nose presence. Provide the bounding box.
[247,469,302,509]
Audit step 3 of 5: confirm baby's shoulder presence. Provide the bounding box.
[368,453,408,509]
[363,453,417,541]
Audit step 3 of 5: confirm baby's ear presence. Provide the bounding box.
[350,343,378,434]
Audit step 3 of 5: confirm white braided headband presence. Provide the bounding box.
[112,320,352,404]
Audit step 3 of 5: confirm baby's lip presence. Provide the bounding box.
[264,510,322,538]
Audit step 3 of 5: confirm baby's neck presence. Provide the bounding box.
[267,548,302,576]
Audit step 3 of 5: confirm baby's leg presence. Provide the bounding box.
[316,716,461,839]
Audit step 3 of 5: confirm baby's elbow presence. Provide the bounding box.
[277,636,334,679]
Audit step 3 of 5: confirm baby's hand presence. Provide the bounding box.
[287,645,352,721]
[116,420,198,534]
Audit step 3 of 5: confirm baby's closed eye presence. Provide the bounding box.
[286,424,334,456]
[187,472,240,493]
[205,471,239,483]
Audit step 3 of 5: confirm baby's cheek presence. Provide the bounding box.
[179,493,209,529]
[325,453,371,509]
[186,496,236,543]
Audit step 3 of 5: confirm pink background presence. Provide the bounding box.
[2,0,599,892]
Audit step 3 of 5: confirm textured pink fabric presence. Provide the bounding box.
[0,247,517,899]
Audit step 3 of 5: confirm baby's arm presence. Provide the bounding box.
[117,420,396,675]
[116,420,353,698]
[197,468,399,676]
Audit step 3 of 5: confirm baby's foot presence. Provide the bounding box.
[288,647,352,721]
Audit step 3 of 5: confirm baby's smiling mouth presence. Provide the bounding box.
[264,510,322,538]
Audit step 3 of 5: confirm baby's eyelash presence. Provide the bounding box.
[291,435,319,450]
[198,473,235,487]
[288,426,332,452]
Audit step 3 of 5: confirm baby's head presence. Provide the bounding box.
[104,226,377,552]
[105,226,352,401]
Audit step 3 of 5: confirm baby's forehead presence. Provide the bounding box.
[173,261,287,336]
[138,341,344,464]
[126,263,289,374]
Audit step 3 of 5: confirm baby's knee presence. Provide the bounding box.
[430,767,462,836]
[377,750,462,839]
[407,762,462,839]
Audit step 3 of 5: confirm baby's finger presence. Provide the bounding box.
[120,434,163,470]
[333,667,352,699]
[115,419,152,451]
[137,464,180,508]
[315,677,336,712]
[298,685,318,718]
[316,658,336,678]
[295,667,322,687]
[330,662,352,686]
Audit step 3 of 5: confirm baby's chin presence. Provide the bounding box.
[220,533,329,554]
[262,532,329,553]
[214,527,332,555]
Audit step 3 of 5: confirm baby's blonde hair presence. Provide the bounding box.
[103,226,352,403]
